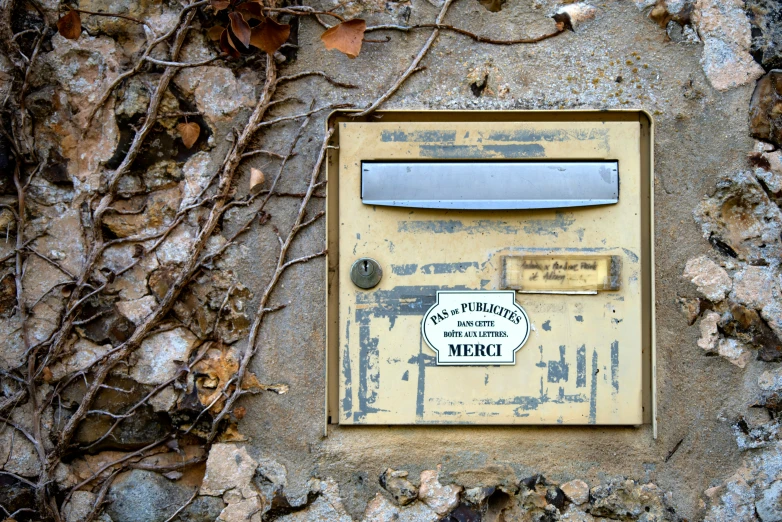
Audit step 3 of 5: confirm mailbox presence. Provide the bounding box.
[326,111,655,429]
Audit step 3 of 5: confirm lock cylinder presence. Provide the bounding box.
[350,258,382,289]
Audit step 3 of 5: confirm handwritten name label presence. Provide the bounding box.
[422,291,530,365]
[501,255,621,294]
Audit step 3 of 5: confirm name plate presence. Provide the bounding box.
[422,291,530,365]
[502,255,621,294]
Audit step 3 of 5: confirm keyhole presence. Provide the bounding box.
[350,258,381,289]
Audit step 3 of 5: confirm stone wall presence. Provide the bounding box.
[1,0,781,520]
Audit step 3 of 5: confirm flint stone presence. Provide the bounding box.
[179,496,226,522]
[589,479,668,519]
[760,369,782,391]
[380,468,418,506]
[201,443,259,496]
[694,171,782,264]
[418,469,462,516]
[560,504,598,521]
[103,187,182,239]
[106,469,195,522]
[463,486,496,506]
[442,463,516,490]
[361,493,399,522]
[683,256,732,301]
[732,266,777,310]
[561,479,590,505]
[717,338,752,368]
[62,491,97,522]
[697,311,721,353]
[0,420,41,477]
[218,496,262,522]
[756,479,782,521]
[51,338,112,381]
[750,71,782,148]
[363,493,440,522]
[173,67,256,124]
[691,0,764,91]
[130,327,198,386]
[116,295,156,325]
[731,266,782,340]
[276,479,352,522]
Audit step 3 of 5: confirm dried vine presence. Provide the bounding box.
[0,0,567,518]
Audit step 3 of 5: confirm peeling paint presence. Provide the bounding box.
[547,346,570,383]
[380,130,457,143]
[342,318,352,419]
[391,264,418,276]
[420,262,479,274]
[419,144,546,158]
[486,128,610,151]
[576,345,586,388]
[611,341,619,395]
[589,349,598,424]
[522,211,576,237]
[622,248,639,263]
[398,220,519,235]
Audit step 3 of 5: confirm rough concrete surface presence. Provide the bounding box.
[2,0,782,519]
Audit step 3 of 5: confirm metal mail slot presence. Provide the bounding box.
[361,161,619,209]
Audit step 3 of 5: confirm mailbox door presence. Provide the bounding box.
[329,114,653,426]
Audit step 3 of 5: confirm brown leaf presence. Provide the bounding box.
[241,371,262,390]
[192,344,240,413]
[177,122,200,149]
[250,168,265,193]
[250,19,291,54]
[233,406,246,419]
[228,12,251,47]
[207,25,225,42]
[218,423,248,442]
[321,19,366,59]
[42,367,53,383]
[226,25,251,55]
[219,29,241,58]
[211,0,231,11]
[236,1,264,20]
[57,10,81,40]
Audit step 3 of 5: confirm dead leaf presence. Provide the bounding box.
[262,382,289,394]
[207,25,225,42]
[177,122,200,149]
[218,423,248,442]
[241,372,288,394]
[228,12,251,47]
[250,19,291,54]
[236,1,264,20]
[250,168,265,193]
[321,19,366,59]
[220,29,241,58]
[233,406,246,419]
[211,0,231,11]
[57,10,81,40]
[42,367,53,383]
[191,344,240,412]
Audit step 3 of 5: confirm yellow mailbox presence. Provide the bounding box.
[326,111,655,429]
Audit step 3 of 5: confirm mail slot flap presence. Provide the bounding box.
[361,161,619,210]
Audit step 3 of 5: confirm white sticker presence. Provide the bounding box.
[421,291,531,366]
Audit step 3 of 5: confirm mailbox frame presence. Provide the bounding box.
[324,110,656,436]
